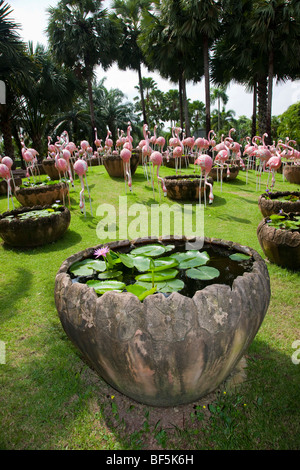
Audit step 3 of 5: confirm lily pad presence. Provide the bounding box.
[87,279,125,294]
[70,259,106,276]
[186,266,220,281]
[130,244,167,257]
[97,270,123,280]
[170,249,209,264]
[229,253,251,261]
[135,268,178,282]
[147,257,179,272]
[136,278,184,293]
[117,252,135,268]
[126,284,157,300]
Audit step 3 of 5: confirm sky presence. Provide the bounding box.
[9,0,300,121]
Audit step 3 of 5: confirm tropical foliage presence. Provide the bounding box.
[1,0,300,165]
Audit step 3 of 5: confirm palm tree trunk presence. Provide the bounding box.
[251,80,257,139]
[257,75,268,137]
[138,63,147,124]
[266,49,274,145]
[0,104,15,163]
[178,72,184,132]
[182,73,190,137]
[203,34,211,137]
[87,74,96,133]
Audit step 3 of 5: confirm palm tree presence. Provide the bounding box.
[210,86,228,132]
[180,0,221,136]
[139,0,204,135]
[47,0,120,141]
[189,99,206,134]
[17,43,79,157]
[249,0,300,143]
[110,0,151,124]
[0,0,29,161]
[97,86,136,142]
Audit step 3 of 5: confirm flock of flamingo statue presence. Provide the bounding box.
[0,123,299,215]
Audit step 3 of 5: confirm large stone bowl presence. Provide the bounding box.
[283,164,300,184]
[209,165,240,181]
[103,152,140,178]
[54,236,270,407]
[164,174,213,201]
[257,213,300,269]
[14,182,69,207]
[0,204,71,247]
[0,176,22,195]
[258,191,300,217]
[42,159,60,180]
[163,156,191,169]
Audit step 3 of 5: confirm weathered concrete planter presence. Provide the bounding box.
[0,204,70,247]
[257,213,300,269]
[283,164,300,184]
[163,156,190,169]
[15,182,69,207]
[55,236,270,407]
[209,165,240,181]
[164,174,213,201]
[258,191,300,217]
[42,159,60,180]
[0,176,22,195]
[103,153,140,178]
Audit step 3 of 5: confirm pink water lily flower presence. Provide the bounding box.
[94,246,110,259]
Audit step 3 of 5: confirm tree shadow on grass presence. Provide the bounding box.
[0,267,33,324]
[215,213,252,225]
[1,229,82,256]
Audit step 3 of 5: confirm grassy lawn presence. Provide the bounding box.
[0,161,299,450]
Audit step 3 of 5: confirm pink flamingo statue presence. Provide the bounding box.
[0,162,14,210]
[265,154,282,189]
[182,133,195,167]
[120,147,132,193]
[104,128,113,156]
[168,127,180,150]
[142,124,152,180]
[150,125,157,150]
[214,148,230,191]
[55,154,69,205]
[115,129,124,155]
[194,154,214,206]
[149,150,167,201]
[243,135,261,182]
[173,127,184,174]
[2,156,16,190]
[249,133,272,191]
[61,148,74,187]
[156,132,166,154]
[123,123,133,151]
[73,159,92,217]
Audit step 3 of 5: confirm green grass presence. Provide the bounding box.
[0,162,299,450]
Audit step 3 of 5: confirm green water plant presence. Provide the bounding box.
[68,243,253,301]
[267,212,300,231]
[3,204,64,221]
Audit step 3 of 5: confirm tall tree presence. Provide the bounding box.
[110,0,151,124]
[210,86,228,132]
[139,0,204,135]
[47,0,120,141]
[180,0,221,136]
[17,43,79,156]
[249,0,300,143]
[0,0,29,161]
